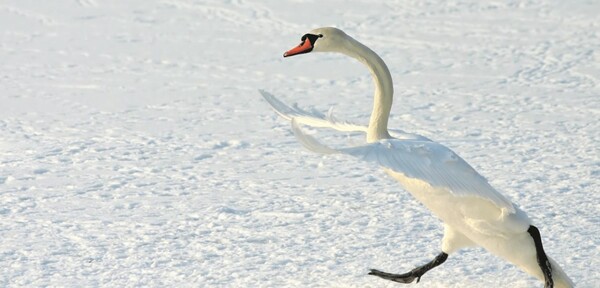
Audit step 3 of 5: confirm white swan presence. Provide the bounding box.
[260,27,573,288]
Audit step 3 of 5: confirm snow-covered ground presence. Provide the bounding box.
[1,0,598,287]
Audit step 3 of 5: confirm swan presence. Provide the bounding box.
[260,27,573,288]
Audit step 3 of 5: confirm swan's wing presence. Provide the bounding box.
[341,140,515,212]
[291,119,515,213]
[260,89,367,133]
[260,89,432,141]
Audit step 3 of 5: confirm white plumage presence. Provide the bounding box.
[262,27,573,287]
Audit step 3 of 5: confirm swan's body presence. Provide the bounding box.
[261,27,573,287]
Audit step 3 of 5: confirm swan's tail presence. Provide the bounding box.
[523,256,574,288]
[486,231,574,288]
[548,257,575,288]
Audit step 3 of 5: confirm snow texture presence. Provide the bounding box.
[1,0,598,287]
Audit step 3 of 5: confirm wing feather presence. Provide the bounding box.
[260,89,366,132]
[290,120,515,213]
[260,89,431,141]
[262,90,514,212]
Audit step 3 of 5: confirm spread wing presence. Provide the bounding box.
[260,89,431,141]
[291,119,515,213]
[260,89,366,132]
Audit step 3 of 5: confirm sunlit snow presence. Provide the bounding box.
[1,1,598,287]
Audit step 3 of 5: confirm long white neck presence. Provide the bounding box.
[339,36,393,143]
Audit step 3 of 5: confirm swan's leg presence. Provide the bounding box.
[527,225,554,288]
[368,252,448,284]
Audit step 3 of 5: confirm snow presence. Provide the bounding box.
[0,0,598,287]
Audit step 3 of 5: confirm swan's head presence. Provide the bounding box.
[283,27,348,57]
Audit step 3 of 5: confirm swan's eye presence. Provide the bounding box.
[302,34,321,45]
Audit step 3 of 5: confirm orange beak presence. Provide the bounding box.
[283,39,314,57]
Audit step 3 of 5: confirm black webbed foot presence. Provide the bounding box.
[369,252,448,284]
[368,269,420,283]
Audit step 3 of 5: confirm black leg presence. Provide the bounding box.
[527,225,553,288]
[369,252,448,284]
